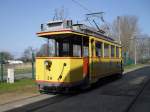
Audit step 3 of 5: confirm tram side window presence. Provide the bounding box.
[111,45,115,57]
[62,43,70,56]
[116,47,119,57]
[96,42,102,57]
[83,46,89,57]
[73,44,81,57]
[104,44,109,57]
[83,38,89,57]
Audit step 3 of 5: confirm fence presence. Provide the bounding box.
[123,52,135,66]
[0,53,35,82]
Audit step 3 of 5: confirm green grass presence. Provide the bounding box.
[0,79,38,94]
[124,64,144,71]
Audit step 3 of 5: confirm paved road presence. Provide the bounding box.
[6,66,150,112]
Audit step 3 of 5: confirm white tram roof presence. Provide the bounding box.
[38,20,121,46]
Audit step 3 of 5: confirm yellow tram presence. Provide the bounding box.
[36,20,123,92]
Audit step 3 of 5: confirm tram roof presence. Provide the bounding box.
[36,29,121,46]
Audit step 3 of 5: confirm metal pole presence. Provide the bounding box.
[32,51,35,79]
[0,53,4,82]
[134,38,137,65]
[47,39,49,56]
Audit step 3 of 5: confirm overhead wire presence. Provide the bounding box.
[71,0,92,13]
[71,0,109,33]
[71,0,95,26]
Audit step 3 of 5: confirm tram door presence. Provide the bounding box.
[83,39,89,81]
[83,57,89,78]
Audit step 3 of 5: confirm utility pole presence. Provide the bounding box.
[47,39,49,56]
[0,53,4,82]
[134,37,137,65]
[30,48,35,79]
[132,34,137,65]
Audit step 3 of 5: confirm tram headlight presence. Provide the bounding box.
[44,61,52,71]
[45,61,49,66]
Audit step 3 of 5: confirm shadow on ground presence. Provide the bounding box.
[6,66,150,112]
[6,73,122,112]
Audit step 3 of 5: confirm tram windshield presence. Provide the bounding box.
[38,35,89,57]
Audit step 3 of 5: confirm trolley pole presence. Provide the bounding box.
[31,51,35,79]
[0,53,4,82]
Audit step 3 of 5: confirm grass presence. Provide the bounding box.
[124,64,144,71]
[0,79,38,94]
[0,63,36,95]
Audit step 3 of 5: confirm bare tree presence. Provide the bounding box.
[112,15,140,59]
[21,47,34,62]
[137,39,145,62]
[36,44,48,57]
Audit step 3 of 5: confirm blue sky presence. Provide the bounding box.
[0,0,150,57]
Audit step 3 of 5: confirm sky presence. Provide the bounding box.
[0,0,150,57]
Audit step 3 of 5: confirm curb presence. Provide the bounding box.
[123,65,150,74]
[0,94,55,112]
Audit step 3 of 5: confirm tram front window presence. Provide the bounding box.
[43,36,89,57]
[62,43,70,56]
[48,38,71,57]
